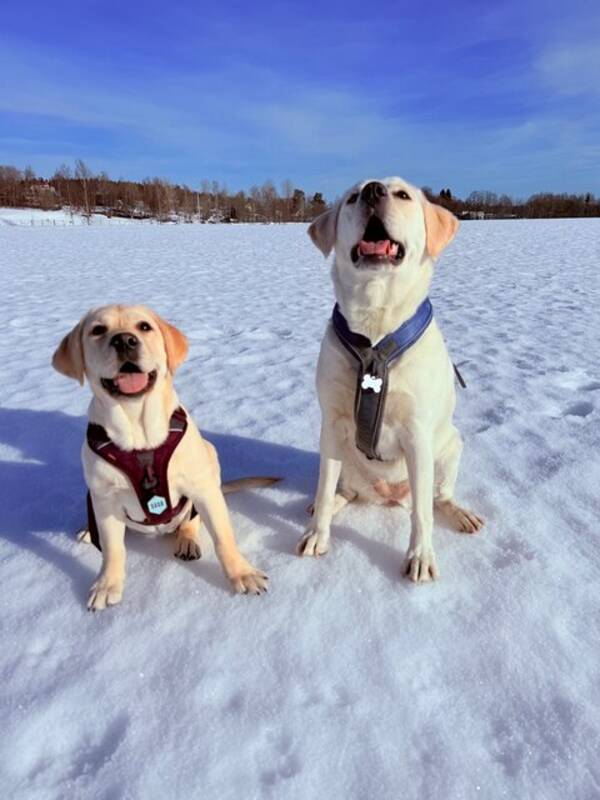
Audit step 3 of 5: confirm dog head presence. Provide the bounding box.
[308,176,459,293]
[52,304,188,401]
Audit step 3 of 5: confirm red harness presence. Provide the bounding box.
[86,407,194,550]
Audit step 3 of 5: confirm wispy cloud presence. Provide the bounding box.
[537,43,600,96]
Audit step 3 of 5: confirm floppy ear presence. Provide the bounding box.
[155,315,189,373]
[423,201,459,259]
[308,205,339,257]
[52,321,85,385]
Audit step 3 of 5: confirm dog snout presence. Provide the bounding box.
[110,332,139,356]
[361,181,387,208]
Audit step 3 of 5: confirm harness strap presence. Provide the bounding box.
[332,299,434,461]
[86,407,195,550]
[87,491,101,551]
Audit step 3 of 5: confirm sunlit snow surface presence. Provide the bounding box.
[1,216,599,799]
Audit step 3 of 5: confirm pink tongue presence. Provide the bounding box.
[114,372,149,394]
[359,239,397,256]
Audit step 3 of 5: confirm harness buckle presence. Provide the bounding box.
[137,453,159,490]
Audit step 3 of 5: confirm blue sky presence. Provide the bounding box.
[1,0,599,199]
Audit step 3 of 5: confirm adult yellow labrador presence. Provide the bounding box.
[53,305,271,610]
[298,177,484,581]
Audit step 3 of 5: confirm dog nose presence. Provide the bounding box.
[110,332,139,353]
[361,181,388,207]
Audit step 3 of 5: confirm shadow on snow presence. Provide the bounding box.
[0,406,320,599]
[0,406,420,600]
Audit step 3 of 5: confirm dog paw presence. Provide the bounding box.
[296,527,330,557]
[87,574,124,611]
[403,547,439,583]
[174,537,202,561]
[226,560,269,595]
[437,500,484,533]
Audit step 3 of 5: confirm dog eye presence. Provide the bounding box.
[394,190,411,200]
[138,321,153,332]
[91,325,107,336]
[347,193,359,204]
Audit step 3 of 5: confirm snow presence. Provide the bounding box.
[1,218,600,799]
[0,207,148,227]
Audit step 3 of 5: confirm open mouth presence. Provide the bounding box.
[351,216,405,267]
[101,362,157,398]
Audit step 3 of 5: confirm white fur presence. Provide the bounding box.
[53,304,268,609]
[298,177,484,580]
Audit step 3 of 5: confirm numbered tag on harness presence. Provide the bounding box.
[147,495,168,515]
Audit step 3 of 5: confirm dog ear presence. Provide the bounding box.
[308,204,339,257]
[52,321,85,385]
[155,315,189,373]
[423,201,459,259]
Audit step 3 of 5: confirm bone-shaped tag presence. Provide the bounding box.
[361,373,382,393]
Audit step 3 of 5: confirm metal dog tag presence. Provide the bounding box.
[147,495,168,515]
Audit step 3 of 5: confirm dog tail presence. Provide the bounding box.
[222,476,281,495]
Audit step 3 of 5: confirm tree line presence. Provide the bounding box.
[0,162,326,223]
[425,186,600,219]
[0,162,598,222]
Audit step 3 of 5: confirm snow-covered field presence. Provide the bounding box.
[1,218,599,799]
[0,207,148,227]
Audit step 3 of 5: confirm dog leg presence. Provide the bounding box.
[297,424,342,557]
[306,491,352,518]
[191,483,268,594]
[174,515,202,561]
[87,496,127,611]
[402,425,439,583]
[434,429,484,534]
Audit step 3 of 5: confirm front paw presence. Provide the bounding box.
[296,527,330,557]
[174,537,202,561]
[225,559,269,595]
[436,500,484,533]
[403,546,439,583]
[87,573,124,611]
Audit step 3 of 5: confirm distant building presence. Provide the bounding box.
[459,210,486,220]
[25,182,60,210]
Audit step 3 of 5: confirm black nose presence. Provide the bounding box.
[110,332,139,354]
[361,181,388,207]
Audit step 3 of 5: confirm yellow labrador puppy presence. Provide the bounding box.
[298,177,484,581]
[53,305,270,609]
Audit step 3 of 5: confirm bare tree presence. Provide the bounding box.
[281,178,294,221]
[0,165,23,206]
[52,164,73,209]
[260,180,278,221]
[75,159,93,221]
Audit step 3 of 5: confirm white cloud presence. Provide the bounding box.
[1,33,599,196]
[537,43,600,96]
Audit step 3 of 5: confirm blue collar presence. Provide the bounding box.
[332,297,433,363]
